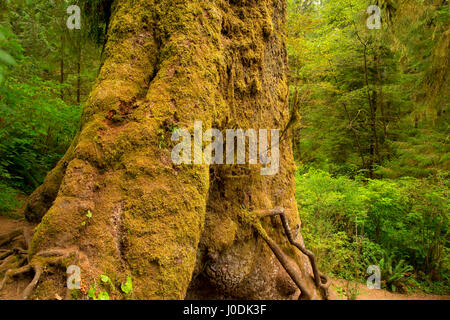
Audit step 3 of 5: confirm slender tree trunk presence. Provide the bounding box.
[77,37,81,104]
[376,53,387,139]
[362,46,379,176]
[60,33,65,100]
[21,0,324,300]
[328,59,367,169]
[342,101,366,169]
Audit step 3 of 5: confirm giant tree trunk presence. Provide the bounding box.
[19,0,325,300]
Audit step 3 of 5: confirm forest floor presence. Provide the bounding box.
[0,212,448,300]
[330,279,450,300]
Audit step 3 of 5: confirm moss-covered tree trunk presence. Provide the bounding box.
[21,0,324,300]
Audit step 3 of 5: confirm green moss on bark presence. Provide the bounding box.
[25,0,322,300]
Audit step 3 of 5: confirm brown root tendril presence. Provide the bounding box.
[0,227,83,300]
[252,207,331,300]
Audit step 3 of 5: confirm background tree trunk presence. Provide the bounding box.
[22,0,323,300]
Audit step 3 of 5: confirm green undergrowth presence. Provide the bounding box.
[295,166,449,294]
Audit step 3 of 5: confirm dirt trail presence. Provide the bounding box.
[0,214,448,300]
[331,279,450,300]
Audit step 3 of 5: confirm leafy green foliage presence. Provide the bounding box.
[288,0,449,179]
[378,253,413,292]
[87,274,133,300]
[0,0,100,216]
[88,286,110,301]
[121,276,133,296]
[100,274,111,284]
[333,280,360,300]
[0,71,82,192]
[289,0,448,295]
[0,182,20,217]
[295,168,449,293]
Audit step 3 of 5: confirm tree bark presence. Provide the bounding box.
[77,37,82,104]
[21,0,323,300]
[60,33,65,100]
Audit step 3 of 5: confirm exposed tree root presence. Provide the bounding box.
[0,255,21,274]
[36,248,79,259]
[0,228,35,299]
[0,264,32,290]
[0,248,82,300]
[252,224,313,300]
[251,207,331,300]
[0,229,23,247]
[13,248,28,255]
[0,228,30,276]
[0,250,13,261]
[0,250,28,273]
[0,262,42,300]
[0,226,83,300]
[22,265,42,300]
[0,235,29,275]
